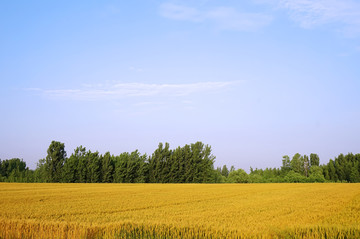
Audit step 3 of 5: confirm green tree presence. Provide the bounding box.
[0,158,28,182]
[190,142,216,183]
[101,152,114,183]
[227,169,249,183]
[126,150,142,183]
[135,154,148,183]
[77,156,88,183]
[87,151,101,183]
[212,169,226,183]
[221,165,229,177]
[45,141,67,182]
[290,153,302,174]
[349,162,360,183]
[335,157,345,181]
[148,142,171,183]
[328,159,337,181]
[249,173,264,183]
[308,166,325,182]
[34,158,46,182]
[303,155,310,177]
[310,153,320,167]
[322,165,330,181]
[62,153,78,183]
[284,171,306,183]
[147,142,215,183]
[281,155,291,174]
[114,152,128,183]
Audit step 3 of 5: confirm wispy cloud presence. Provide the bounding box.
[207,7,273,31]
[259,0,360,35]
[160,3,203,21]
[28,81,237,101]
[159,2,272,31]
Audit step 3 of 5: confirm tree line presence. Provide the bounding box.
[1,141,359,183]
[1,141,216,183]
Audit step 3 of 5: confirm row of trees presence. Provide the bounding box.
[214,152,359,183]
[323,153,360,182]
[1,141,359,183]
[213,153,324,183]
[1,141,217,183]
[0,158,32,182]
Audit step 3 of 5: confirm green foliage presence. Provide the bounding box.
[310,153,320,167]
[249,173,264,183]
[113,151,148,183]
[327,160,337,181]
[281,155,291,174]
[227,169,249,183]
[147,142,215,183]
[350,166,360,183]
[308,166,325,183]
[0,158,29,182]
[322,153,360,183]
[101,152,114,183]
[3,141,360,184]
[86,151,101,183]
[221,165,229,177]
[61,154,78,183]
[303,155,310,177]
[284,171,307,183]
[45,141,66,182]
[212,169,226,183]
[290,153,303,174]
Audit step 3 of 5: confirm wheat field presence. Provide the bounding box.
[0,183,359,238]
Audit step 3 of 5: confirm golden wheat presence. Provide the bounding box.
[0,183,359,238]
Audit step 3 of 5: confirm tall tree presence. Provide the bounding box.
[221,165,229,177]
[127,150,141,183]
[303,155,310,177]
[290,153,302,174]
[62,153,78,183]
[310,153,320,167]
[135,154,148,183]
[101,152,114,183]
[45,141,67,182]
[87,151,101,183]
[77,147,88,183]
[281,155,291,174]
[349,161,360,183]
[335,154,345,181]
[114,152,129,183]
[0,159,3,180]
[327,159,337,181]
[148,143,171,183]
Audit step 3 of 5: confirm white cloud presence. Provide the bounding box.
[159,2,272,31]
[30,81,237,101]
[260,0,360,35]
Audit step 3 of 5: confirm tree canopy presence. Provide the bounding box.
[1,141,359,183]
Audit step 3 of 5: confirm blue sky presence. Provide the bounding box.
[1,0,360,170]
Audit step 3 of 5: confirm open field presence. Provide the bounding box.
[1,183,360,238]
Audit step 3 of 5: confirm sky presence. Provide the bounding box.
[1,0,360,171]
